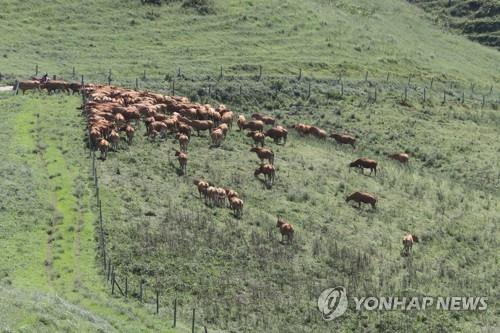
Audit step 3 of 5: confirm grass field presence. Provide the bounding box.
[0,0,499,332]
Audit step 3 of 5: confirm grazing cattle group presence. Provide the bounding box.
[15,78,81,95]
[20,79,416,250]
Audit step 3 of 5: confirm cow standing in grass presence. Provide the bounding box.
[346,191,377,209]
[349,158,378,176]
[402,234,419,256]
[277,216,294,244]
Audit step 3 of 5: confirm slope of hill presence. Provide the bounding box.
[408,0,500,50]
[0,0,499,332]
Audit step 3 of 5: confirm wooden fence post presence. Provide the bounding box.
[192,308,196,333]
[462,91,465,104]
[482,95,485,108]
[298,68,302,81]
[173,298,177,327]
[219,66,223,79]
[172,79,175,95]
[111,272,115,295]
[35,64,38,76]
[430,77,434,89]
[443,91,446,103]
[204,326,208,333]
[156,290,159,314]
[259,65,262,80]
[125,276,128,297]
[307,82,311,99]
[423,87,426,103]
[407,75,411,86]
[365,70,368,82]
[135,78,139,90]
[107,259,111,282]
[99,200,106,268]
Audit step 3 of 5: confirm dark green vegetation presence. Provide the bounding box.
[409,0,500,49]
[0,0,499,332]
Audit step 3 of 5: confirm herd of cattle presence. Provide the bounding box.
[16,80,417,252]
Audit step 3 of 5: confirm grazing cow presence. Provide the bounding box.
[254,164,276,187]
[41,80,70,94]
[174,150,188,175]
[176,132,189,151]
[293,123,312,136]
[193,179,210,199]
[330,133,356,148]
[221,111,234,129]
[223,187,239,201]
[276,216,294,243]
[15,80,40,94]
[309,126,327,140]
[206,186,217,206]
[388,153,409,165]
[345,191,377,209]
[242,120,264,132]
[109,130,120,150]
[349,158,378,175]
[98,138,110,160]
[250,147,274,165]
[124,125,135,144]
[261,116,275,126]
[402,234,419,256]
[148,121,168,139]
[229,197,243,218]
[246,131,266,147]
[237,115,246,131]
[210,128,224,147]
[216,123,229,138]
[264,126,288,145]
[190,120,214,136]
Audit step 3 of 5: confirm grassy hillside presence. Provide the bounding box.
[0,0,499,86]
[0,0,499,332]
[408,0,500,50]
[0,93,187,332]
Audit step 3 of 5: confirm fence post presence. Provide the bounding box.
[462,91,465,104]
[407,75,411,86]
[143,70,146,80]
[258,65,262,80]
[219,66,223,79]
[404,86,408,103]
[298,68,302,81]
[481,95,485,108]
[99,200,106,268]
[172,79,175,95]
[204,326,208,333]
[140,281,144,302]
[430,77,434,89]
[173,298,177,327]
[374,88,377,103]
[443,91,446,103]
[341,82,344,96]
[423,87,426,103]
[135,78,139,90]
[156,290,159,314]
[364,71,368,82]
[35,64,38,76]
[107,259,111,282]
[177,67,181,77]
[307,82,311,99]
[208,85,211,98]
[192,308,196,333]
[239,85,242,95]
[471,83,475,93]
[386,72,390,82]
[125,276,128,297]
[111,272,115,295]
[72,66,76,78]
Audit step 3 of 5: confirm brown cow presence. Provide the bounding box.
[41,80,70,94]
[229,197,244,218]
[261,116,276,126]
[276,216,294,243]
[109,130,120,150]
[349,158,378,175]
[330,133,356,148]
[193,179,210,199]
[15,80,40,94]
[345,192,377,209]
[148,121,168,139]
[254,164,276,187]
[174,150,188,175]
[221,111,234,129]
[124,125,135,144]
[190,120,214,136]
[309,126,327,140]
[68,82,81,95]
[98,138,110,160]
[246,131,266,147]
[242,120,264,132]
[250,147,274,165]
[293,123,312,136]
[237,115,246,131]
[264,126,288,145]
[176,133,190,152]
[388,153,409,165]
[210,128,224,147]
[402,234,419,256]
